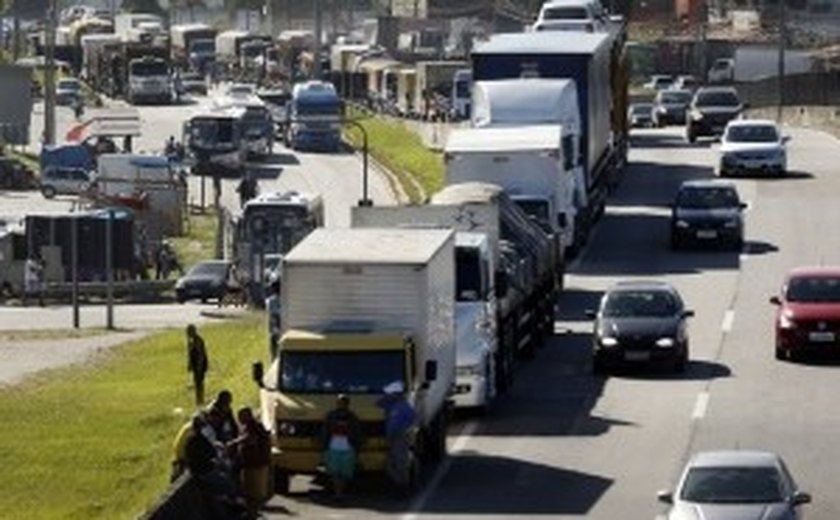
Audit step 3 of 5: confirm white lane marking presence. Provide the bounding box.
[401,420,479,520]
[692,392,710,420]
[721,309,735,333]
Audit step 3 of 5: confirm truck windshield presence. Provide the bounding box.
[131,61,167,76]
[189,118,236,146]
[280,351,405,394]
[241,107,271,136]
[456,247,483,302]
[295,99,341,117]
[241,205,313,254]
[544,7,589,19]
[191,40,214,54]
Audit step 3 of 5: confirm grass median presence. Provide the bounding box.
[0,315,267,520]
[169,208,218,271]
[344,107,444,203]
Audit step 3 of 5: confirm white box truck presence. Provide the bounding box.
[352,206,498,410]
[252,228,456,493]
[445,124,578,254]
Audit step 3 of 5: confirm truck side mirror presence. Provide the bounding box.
[424,360,438,383]
[252,362,264,387]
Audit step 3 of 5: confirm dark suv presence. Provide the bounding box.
[686,87,744,143]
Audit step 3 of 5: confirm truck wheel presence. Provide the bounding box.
[273,468,290,495]
[425,412,447,462]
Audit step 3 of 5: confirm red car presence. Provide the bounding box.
[771,266,840,361]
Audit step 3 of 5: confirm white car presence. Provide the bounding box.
[645,74,674,91]
[718,119,788,177]
[533,0,607,32]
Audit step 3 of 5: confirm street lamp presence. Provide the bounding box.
[344,119,372,207]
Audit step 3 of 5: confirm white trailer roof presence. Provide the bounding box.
[472,78,579,128]
[431,182,505,206]
[285,228,453,265]
[446,125,561,153]
[473,31,608,55]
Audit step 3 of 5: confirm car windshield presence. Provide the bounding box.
[661,91,691,104]
[280,351,405,394]
[188,262,228,278]
[696,91,741,107]
[726,125,779,143]
[786,276,840,303]
[680,467,785,503]
[676,187,740,209]
[544,6,590,19]
[603,290,678,318]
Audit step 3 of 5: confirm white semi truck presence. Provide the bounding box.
[252,228,456,493]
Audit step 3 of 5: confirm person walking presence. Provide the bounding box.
[377,382,417,493]
[229,407,271,516]
[23,254,44,307]
[186,324,209,405]
[321,394,361,498]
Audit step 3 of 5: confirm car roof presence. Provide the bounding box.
[787,266,840,278]
[688,450,782,469]
[608,280,677,293]
[726,119,777,128]
[696,86,738,95]
[678,179,738,190]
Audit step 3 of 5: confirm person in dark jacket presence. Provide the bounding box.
[321,394,361,498]
[229,407,271,516]
[186,324,208,405]
[208,390,239,444]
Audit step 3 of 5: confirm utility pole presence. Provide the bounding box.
[43,0,58,146]
[314,0,323,79]
[105,209,115,331]
[776,0,786,123]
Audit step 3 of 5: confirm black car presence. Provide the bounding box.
[588,281,693,374]
[653,89,692,127]
[686,87,744,143]
[175,260,233,303]
[671,180,746,250]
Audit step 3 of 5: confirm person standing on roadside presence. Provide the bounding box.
[208,390,239,444]
[23,254,44,307]
[377,382,416,492]
[322,394,361,498]
[186,324,209,405]
[229,407,271,516]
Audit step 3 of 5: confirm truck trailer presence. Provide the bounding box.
[253,228,456,493]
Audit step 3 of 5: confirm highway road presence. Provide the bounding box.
[260,125,840,519]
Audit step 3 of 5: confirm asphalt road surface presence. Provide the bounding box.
[259,125,840,519]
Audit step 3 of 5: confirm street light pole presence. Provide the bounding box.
[105,209,115,330]
[777,0,786,123]
[345,119,371,206]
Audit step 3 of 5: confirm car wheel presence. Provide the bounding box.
[42,185,57,199]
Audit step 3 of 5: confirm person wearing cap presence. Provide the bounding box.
[321,394,361,498]
[377,382,417,491]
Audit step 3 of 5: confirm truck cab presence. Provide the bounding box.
[183,106,247,177]
[286,81,343,152]
[127,56,172,105]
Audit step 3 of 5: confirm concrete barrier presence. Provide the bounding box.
[138,473,214,520]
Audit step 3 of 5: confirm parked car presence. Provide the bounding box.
[657,450,811,520]
[533,0,607,32]
[653,89,692,126]
[628,103,654,128]
[55,77,83,106]
[587,280,693,374]
[175,260,234,303]
[718,119,788,177]
[670,180,746,250]
[179,72,208,96]
[0,156,37,190]
[644,74,673,91]
[671,74,698,92]
[686,86,745,143]
[770,266,840,361]
[39,167,94,199]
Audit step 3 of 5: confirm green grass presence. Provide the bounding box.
[344,107,445,203]
[170,209,219,270]
[0,315,267,520]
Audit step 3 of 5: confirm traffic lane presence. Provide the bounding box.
[680,128,840,520]
[0,190,75,222]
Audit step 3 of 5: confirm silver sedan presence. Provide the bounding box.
[658,450,811,520]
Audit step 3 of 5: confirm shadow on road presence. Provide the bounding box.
[420,452,612,515]
[610,160,715,208]
[263,153,301,166]
[742,240,779,257]
[725,170,814,182]
[606,359,733,382]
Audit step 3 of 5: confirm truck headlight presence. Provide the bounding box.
[277,421,297,436]
[600,336,618,347]
[655,337,675,348]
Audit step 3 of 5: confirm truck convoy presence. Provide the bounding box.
[470,28,628,252]
[352,182,560,406]
[286,81,343,152]
[253,228,456,492]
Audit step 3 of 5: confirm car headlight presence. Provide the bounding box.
[277,421,297,436]
[723,219,739,228]
[676,220,690,229]
[691,109,704,120]
[600,336,618,347]
[457,363,483,377]
[779,313,797,330]
[655,337,675,348]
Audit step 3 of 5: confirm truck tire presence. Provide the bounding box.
[273,468,290,495]
[425,412,448,463]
